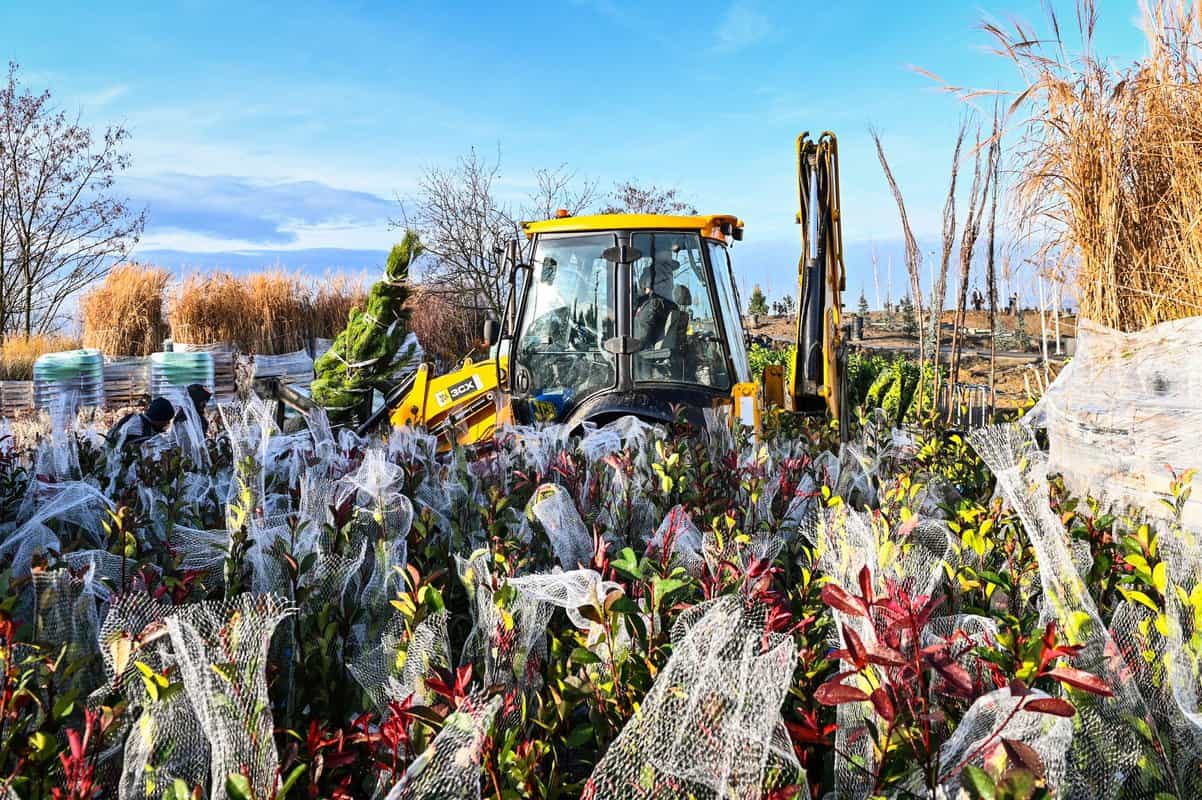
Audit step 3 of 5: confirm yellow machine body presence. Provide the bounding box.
[389,357,509,448]
[383,134,845,449]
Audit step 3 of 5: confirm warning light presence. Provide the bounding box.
[555,208,570,218]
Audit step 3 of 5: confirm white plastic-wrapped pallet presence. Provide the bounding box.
[1030,317,1202,528]
[102,355,149,409]
[252,348,314,387]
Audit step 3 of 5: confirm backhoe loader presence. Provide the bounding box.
[358,132,847,446]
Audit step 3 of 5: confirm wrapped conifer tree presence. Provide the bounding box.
[312,232,421,424]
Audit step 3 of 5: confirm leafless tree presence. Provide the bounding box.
[602,180,697,215]
[397,147,517,319]
[872,130,928,413]
[985,107,1003,407]
[400,150,600,319]
[0,63,144,339]
[525,164,597,221]
[949,125,998,396]
[931,120,966,380]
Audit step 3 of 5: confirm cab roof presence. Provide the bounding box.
[522,213,743,242]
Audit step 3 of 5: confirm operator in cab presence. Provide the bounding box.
[633,251,679,348]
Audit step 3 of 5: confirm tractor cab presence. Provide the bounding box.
[499,214,752,430]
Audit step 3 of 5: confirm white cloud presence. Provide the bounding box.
[80,83,129,107]
[124,173,397,251]
[715,3,771,53]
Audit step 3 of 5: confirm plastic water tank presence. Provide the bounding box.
[149,351,215,398]
[33,348,104,410]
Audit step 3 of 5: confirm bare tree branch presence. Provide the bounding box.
[0,63,144,339]
[872,129,929,413]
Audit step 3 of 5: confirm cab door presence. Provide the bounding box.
[705,240,751,385]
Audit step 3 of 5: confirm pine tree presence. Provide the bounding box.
[748,285,769,316]
[899,295,917,336]
[312,231,422,423]
[858,291,870,317]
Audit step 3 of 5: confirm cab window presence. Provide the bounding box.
[630,232,730,389]
[706,240,750,384]
[515,233,617,418]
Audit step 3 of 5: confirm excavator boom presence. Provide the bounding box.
[789,131,846,426]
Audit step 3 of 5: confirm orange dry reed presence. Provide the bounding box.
[992,0,1202,330]
[80,263,170,356]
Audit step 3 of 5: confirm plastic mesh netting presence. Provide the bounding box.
[970,423,1175,798]
[583,594,801,800]
[384,694,501,800]
[165,594,294,800]
[349,610,452,712]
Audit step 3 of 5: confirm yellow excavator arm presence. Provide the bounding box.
[382,357,508,448]
[788,131,846,427]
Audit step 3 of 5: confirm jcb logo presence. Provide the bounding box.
[437,375,482,407]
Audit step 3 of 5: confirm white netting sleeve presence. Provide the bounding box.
[970,423,1174,798]
[165,594,294,800]
[349,610,452,712]
[384,693,501,800]
[526,483,593,570]
[104,594,209,800]
[583,594,801,800]
[648,505,705,575]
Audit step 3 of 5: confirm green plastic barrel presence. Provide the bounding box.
[33,348,104,409]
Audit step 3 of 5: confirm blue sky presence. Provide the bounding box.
[3,0,1147,304]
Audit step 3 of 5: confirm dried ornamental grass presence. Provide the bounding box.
[0,334,81,381]
[992,0,1202,330]
[169,272,255,348]
[310,274,367,340]
[80,263,170,356]
[243,270,309,354]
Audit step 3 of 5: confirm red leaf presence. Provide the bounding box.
[869,687,896,721]
[821,583,866,618]
[866,644,907,668]
[1001,738,1046,780]
[1008,678,1031,697]
[858,565,874,605]
[785,711,834,745]
[815,681,870,706]
[1047,666,1114,697]
[1024,697,1076,717]
[842,624,869,669]
[934,661,974,697]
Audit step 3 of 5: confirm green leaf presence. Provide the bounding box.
[569,647,602,666]
[611,548,643,581]
[225,773,253,800]
[608,595,641,616]
[51,696,75,720]
[565,724,594,748]
[962,764,997,800]
[28,731,55,761]
[651,576,690,607]
[277,764,307,798]
[997,767,1038,799]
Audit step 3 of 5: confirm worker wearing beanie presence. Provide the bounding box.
[106,396,176,451]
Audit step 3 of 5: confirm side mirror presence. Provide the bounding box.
[483,318,500,346]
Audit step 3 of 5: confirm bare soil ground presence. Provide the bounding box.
[747,310,1074,408]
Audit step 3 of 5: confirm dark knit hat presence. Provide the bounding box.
[186,383,212,405]
[145,397,175,425]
